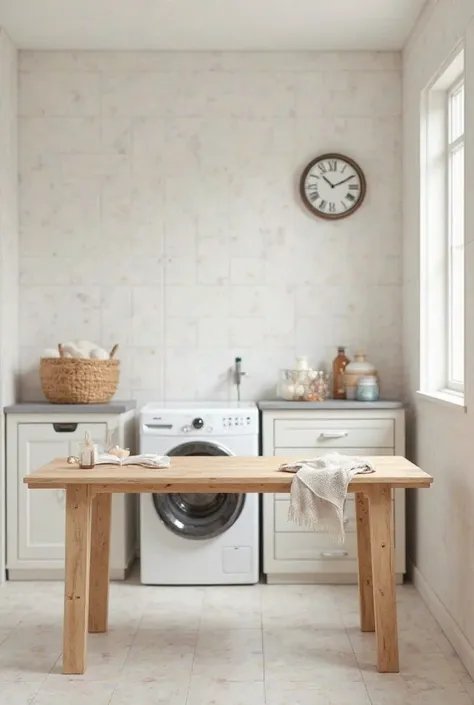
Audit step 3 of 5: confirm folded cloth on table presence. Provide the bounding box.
[279,452,374,542]
[96,453,171,468]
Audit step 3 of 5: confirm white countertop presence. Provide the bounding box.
[257,400,404,410]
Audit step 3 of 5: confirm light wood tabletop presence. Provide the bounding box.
[23,454,433,678]
[24,455,432,492]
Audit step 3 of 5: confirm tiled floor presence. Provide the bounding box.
[0,573,473,704]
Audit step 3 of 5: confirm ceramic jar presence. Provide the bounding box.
[356,376,380,402]
[344,353,377,400]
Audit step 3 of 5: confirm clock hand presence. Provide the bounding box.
[333,175,355,188]
[322,175,334,188]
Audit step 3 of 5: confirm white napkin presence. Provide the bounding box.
[279,452,374,542]
[96,453,171,468]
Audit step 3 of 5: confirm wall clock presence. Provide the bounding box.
[300,153,366,220]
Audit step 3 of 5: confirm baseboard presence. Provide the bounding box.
[123,551,137,577]
[412,562,474,680]
[265,573,404,585]
[8,565,132,581]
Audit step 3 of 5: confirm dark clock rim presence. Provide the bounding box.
[299,152,367,220]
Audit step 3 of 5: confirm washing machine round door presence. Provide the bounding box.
[152,441,246,540]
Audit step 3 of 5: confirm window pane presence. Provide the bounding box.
[450,144,464,246]
[449,139,464,387]
[449,82,464,143]
[450,246,464,384]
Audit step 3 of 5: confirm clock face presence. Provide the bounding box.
[300,154,366,220]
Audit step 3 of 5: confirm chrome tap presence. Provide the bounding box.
[234,357,246,402]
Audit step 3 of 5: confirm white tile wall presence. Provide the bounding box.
[403,0,474,677]
[19,51,402,402]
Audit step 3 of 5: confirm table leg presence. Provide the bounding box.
[88,492,112,634]
[368,485,399,673]
[355,492,375,632]
[63,484,92,675]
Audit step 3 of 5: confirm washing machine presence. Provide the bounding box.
[139,402,259,585]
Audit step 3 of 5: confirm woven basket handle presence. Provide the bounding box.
[109,344,119,359]
[58,343,65,358]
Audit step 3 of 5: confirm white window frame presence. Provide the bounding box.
[419,47,465,407]
[446,77,464,393]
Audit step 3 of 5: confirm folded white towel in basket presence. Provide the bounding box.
[279,452,374,543]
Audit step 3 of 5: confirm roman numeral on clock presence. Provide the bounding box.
[328,160,337,172]
[328,202,336,213]
[309,192,320,202]
[319,199,327,210]
[349,183,359,190]
[346,193,356,202]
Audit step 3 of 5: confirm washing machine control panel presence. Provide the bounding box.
[182,414,254,433]
[141,404,258,436]
[221,414,253,429]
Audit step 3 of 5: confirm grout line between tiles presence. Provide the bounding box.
[183,591,203,705]
[28,663,52,705]
[106,609,143,701]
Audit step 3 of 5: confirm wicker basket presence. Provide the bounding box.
[40,344,120,404]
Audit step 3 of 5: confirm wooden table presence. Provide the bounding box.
[24,455,432,676]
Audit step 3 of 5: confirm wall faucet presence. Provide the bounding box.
[234,357,246,402]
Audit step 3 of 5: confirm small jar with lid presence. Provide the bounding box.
[356,376,380,402]
[344,353,377,400]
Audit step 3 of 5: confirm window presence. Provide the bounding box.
[447,79,464,391]
[420,49,465,403]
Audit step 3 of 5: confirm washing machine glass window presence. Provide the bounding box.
[152,440,246,540]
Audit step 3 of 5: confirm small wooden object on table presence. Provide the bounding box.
[24,456,432,676]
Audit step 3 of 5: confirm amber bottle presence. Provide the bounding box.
[332,347,350,399]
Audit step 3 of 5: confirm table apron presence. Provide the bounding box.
[25,481,432,493]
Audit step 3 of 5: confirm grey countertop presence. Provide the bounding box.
[4,400,137,414]
[257,400,404,410]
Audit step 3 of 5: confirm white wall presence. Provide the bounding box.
[0,31,19,406]
[0,28,19,582]
[403,1,474,675]
[19,51,402,403]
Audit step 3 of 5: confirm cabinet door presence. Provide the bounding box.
[18,423,108,561]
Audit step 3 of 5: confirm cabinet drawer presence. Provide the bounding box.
[275,532,358,561]
[273,446,393,500]
[274,419,394,449]
[275,499,356,533]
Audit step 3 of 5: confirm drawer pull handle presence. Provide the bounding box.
[318,432,348,440]
[53,423,78,433]
[320,550,349,558]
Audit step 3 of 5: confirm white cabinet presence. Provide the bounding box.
[261,406,405,584]
[6,408,136,580]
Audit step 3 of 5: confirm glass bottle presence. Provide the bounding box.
[79,431,96,469]
[332,347,350,399]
